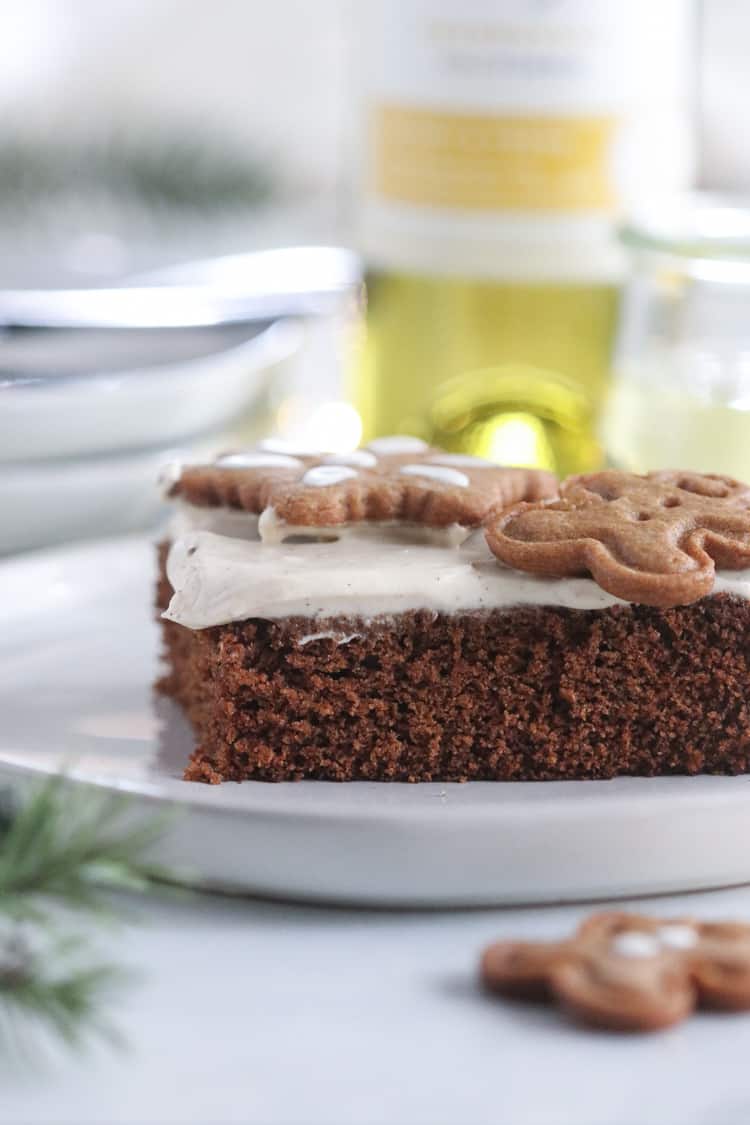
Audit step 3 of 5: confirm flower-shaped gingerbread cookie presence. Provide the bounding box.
[170,435,557,543]
[485,470,750,606]
[481,912,750,1032]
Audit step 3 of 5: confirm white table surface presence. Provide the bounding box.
[5,883,750,1125]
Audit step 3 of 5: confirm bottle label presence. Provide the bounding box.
[359,0,693,280]
[374,107,614,212]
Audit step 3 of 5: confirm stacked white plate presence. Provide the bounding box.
[0,246,360,553]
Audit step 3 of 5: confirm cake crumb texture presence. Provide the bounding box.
[157,549,750,783]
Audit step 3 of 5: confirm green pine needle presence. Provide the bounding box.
[0,934,129,1051]
[0,776,173,916]
[0,776,176,1051]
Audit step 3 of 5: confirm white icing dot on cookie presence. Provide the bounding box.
[657,924,698,950]
[610,931,662,959]
[258,438,320,457]
[158,460,184,488]
[429,454,495,468]
[400,464,470,488]
[367,435,428,455]
[302,465,359,487]
[216,452,303,470]
[323,451,377,469]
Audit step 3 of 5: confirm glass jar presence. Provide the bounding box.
[601,195,750,480]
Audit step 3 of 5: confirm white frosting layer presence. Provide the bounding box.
[163,505,750,631]
[256,506,470,547]
[169,500,470,549]
[168,501,259,541]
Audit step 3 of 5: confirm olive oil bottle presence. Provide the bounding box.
[355,1,695,475]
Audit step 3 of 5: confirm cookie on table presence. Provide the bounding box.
[481,911,750,1032]
[169,435,558,543]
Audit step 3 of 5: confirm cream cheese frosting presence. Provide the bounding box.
[168,496,472,548]
[256,506,471,547]
[162,502,750,631]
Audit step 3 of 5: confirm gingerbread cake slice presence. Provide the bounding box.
[157,445,750,784]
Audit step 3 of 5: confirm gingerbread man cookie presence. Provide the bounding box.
[481,912,750,1032]
[169,436,558,543]
[485,469,750,607]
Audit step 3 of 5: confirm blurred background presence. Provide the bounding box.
[0,0,348,283]
[3,0,750,551]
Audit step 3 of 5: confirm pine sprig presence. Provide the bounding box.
[0,777,175,1051]
[0,777,172,918]
[0,931,129,1050]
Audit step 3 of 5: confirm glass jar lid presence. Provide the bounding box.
[620,193,750,265]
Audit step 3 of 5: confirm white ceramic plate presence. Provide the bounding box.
[2,536,750,907]
[1,321,300,462]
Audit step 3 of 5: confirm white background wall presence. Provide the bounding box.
[0,0,348,193]
[700,0,750,188]
[0,0,747,201]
